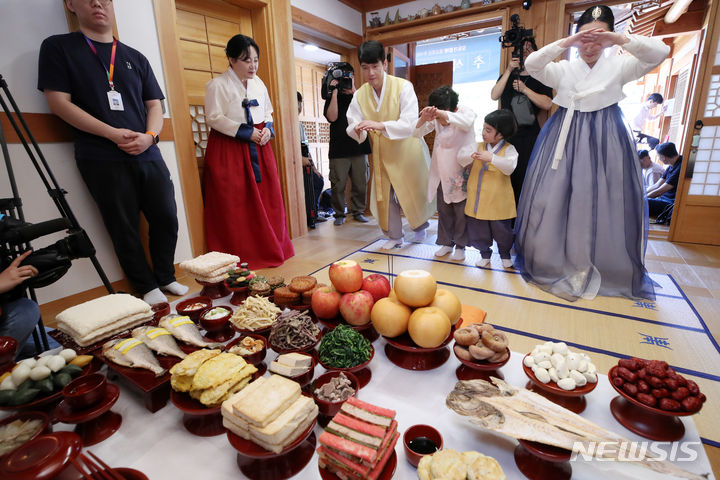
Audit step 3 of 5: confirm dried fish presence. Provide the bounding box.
[446,378,707,480]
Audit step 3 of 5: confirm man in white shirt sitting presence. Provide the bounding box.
[632,93,666,149]
[638,149,665,190]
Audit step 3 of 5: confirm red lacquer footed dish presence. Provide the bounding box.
[522,354,597,414]
[170,390,225,437]
[454,344,510,381]
[227,418,318,480]
[514,440,572,480]
[608,366,699,441]
[54,383,122,446]
[383,324,457,371]
[319,450,397,480]
[0,431,82,480]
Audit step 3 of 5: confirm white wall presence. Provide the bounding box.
[0,0,193,304]
[291,0,363,35]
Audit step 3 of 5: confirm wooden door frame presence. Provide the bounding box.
[154,0,307,249]
[668,0,720,243]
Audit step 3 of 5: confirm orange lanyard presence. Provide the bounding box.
[84,35,117,90]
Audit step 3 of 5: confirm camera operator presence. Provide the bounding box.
[0,250,41,359]
[491,38,553,205]
[323,63,371,226]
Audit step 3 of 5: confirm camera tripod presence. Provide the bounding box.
[0,73,114,351]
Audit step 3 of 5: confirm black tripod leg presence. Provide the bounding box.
[90,254,115,294]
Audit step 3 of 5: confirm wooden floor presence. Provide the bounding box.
[39,215,720,476]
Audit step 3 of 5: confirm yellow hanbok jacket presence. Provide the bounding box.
[464,141,517,221]
[354,75,436,230]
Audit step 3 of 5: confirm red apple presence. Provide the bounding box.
[328,260,363,293]
[339,290,375,326]
[361,274,391,302]
[311,286,342,319]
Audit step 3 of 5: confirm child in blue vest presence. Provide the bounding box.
[460,110,518,268]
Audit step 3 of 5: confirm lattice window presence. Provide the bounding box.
[301,120,318,143]
[318,121,330,144]
[689,126,720,196]
[190,105,209,159]
[667,69,689,143]
[704,74,720,118]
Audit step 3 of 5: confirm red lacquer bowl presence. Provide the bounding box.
[316,345,374,374]
[0,411,51,458]
[608,366,702,416]
[454,344,511,370]
[403,424,443,467]
[311,370,359,418]
[151,303,170,322]
[0,336,19,366]
[62,373,107,410]
[176,296,213,322]
[269,328,322,355]
[0,431,82,480]
[224,334,267,365]
[199,306,233,333]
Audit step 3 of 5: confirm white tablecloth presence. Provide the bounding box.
[6,307,714,480]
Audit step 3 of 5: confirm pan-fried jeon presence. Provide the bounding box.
[169,350,255,406]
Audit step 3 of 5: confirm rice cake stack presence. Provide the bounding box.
[170,350,257,406]
[317,397,398,480]
[180,251,240,283]
[56,294,153,347]
[221,375,318,453]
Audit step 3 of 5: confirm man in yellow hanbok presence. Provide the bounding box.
[346,41,435,249]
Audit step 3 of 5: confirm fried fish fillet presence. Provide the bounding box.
[169,349,221,377]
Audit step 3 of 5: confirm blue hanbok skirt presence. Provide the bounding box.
[514,104,655,301]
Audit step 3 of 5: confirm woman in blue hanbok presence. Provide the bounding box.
[514,5,669,301]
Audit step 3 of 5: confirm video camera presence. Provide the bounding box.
[321,62,354,100]
[0,215,96,292]
[499,14,535,70]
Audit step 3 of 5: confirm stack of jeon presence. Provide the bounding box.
[221,374,318,453]
[169,350,256,406]
[417,449,505,480]
[317,397,399,480]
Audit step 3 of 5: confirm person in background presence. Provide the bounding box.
[460,110,518,269]
[638,149,665,190]
[346,41,435,249]
[514,5,669,301]
[203,34,294,268]
[297,92,327,229]
[633,92,666,150]
[491,38,553,206]
[0,251,40,359]
[414,86,476,262]
[646,142,682,219]
[323,64,371,226]
[38,0,187,306]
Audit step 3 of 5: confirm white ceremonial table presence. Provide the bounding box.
[27,336,713,480]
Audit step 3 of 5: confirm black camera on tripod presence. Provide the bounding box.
[321,62,354,100]
[0,215,96,291]
[499,14,535,69]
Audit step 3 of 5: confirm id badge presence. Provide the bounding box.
[107,90,124,111]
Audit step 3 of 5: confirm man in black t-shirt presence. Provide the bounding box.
[323,66,372,226]
[490,39,553,205]
[37,0,186,305]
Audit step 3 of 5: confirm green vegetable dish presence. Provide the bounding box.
[318,324,371,368]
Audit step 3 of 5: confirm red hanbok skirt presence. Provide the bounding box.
[203,127,294,268]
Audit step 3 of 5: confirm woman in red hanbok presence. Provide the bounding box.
[203,34,294,268]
